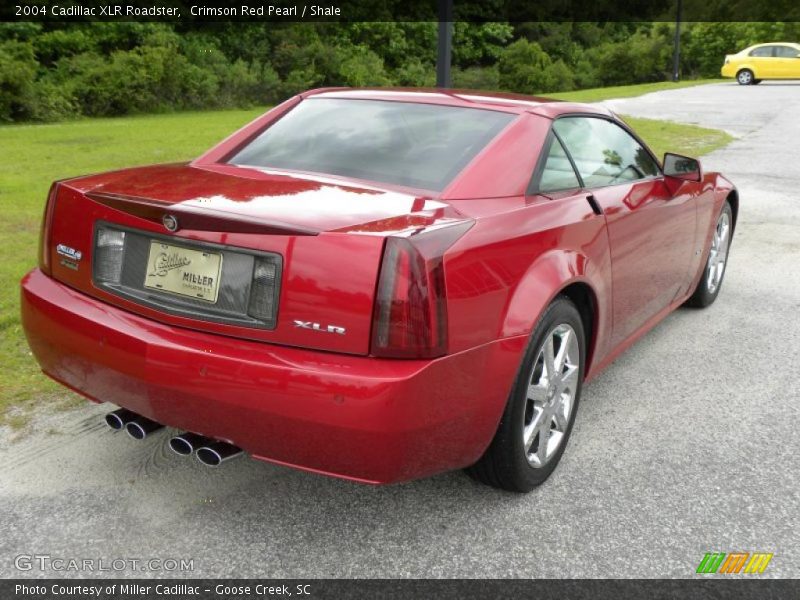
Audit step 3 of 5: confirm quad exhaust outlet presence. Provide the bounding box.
[125,415,164,440]
[195,441,243,467]
[105,408,164,439]
[169,432,213,456]
[105,411,242,466]
[104,408,137,431]
[171,432,243,466]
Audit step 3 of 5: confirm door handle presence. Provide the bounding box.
[586,194,603,215]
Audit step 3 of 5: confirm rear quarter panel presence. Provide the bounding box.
[445,192,613,379]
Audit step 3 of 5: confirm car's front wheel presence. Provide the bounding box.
[737,69,755,85]
[686,201,733,308]
[467,296,585,492]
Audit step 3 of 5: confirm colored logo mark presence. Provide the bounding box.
[696,552,773,574]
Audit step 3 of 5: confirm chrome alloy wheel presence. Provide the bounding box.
[737,70,753,85]
[523,323,580,468]
[706,210,731,294]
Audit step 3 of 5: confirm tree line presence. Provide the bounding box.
[1,21,797,122]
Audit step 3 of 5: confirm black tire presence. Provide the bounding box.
[685,201,733,308]
[736,69,755,85]
[466,296,585,492]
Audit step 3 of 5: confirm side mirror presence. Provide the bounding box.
[663,152,702,182]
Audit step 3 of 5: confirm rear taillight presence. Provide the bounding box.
[38,184,59,276]
[94,227,126,284]
[247,255,282,327]
[371,220,473,359]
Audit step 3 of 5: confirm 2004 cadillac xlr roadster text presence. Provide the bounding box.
[21,89,737,492]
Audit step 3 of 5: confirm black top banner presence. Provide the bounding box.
[4,0,800,22]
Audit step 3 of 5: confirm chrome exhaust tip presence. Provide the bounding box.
[125,416,164,440]
[105,408,137,431]
[196,441,243,467]
[169,432,212,456]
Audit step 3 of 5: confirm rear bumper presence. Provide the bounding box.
[21,269,525,484]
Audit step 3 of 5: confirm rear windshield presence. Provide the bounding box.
[228,98,515,191]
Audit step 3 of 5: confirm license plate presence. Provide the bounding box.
[144,241,223,303]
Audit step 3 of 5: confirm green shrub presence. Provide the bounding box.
[33,28,96,66]
[338,23,436,70]
[218,59,262,107]
[585,30,672,87]
[90,22,174,54]
[241,61,282,105]
[0,41,38,121]
[498,39,575,94]
[271,27,336,83]
[280,67,322,98]
[0,22,42,42]
[453,22,514,67]
[543,60,576,93]
[26,79,80,121]
[452,66,500,90]
[572,58,601,90]
[338,45,391,87]
[53,45,219,116]
[498,39,552,94]
[393,58,436,87]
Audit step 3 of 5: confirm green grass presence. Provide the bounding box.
[548,79,725,103]
[621,116,733,159]
[0,107,267,427]
[0,88,733,427]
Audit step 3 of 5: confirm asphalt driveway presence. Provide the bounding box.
[2,82,798,579]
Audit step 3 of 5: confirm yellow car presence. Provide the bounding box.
[721,42,800,85]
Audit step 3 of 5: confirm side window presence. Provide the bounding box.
[775,45,800,58]
[749,46,775,57]
[536,135,581,193]
[553,117,660,188]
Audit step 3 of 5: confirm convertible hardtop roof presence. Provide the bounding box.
[301,87,614,120]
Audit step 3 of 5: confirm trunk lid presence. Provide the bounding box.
[67,162,439,233]
[47,163,458,355]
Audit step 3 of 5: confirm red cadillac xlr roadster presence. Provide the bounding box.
[21,89,737,491]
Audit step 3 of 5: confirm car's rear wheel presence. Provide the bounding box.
[466,296,585,492]
[736,69,755,85]
[685,201,733,308]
